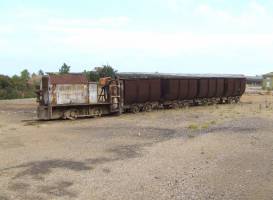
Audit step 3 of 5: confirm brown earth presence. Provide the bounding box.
[0,94,273,200]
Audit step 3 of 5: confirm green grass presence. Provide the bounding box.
[210,120,216,125]
[188,120,217,131]
[187,124,199,130]
[201,123,209,129]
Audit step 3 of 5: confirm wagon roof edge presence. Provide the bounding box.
[117,72,246,79]
[45,73,89,84]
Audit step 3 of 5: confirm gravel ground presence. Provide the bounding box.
[0,94,273,200]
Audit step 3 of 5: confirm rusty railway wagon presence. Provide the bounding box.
[37,73,246,120]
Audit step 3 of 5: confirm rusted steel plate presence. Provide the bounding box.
[49,74,88,85]
[124,80,137,104]
[208,79,217,98]
[50,84,88,105]
[240,78,246,95]
[216,78,225,97]
[161,79,179,101]
[224,79,234,97]
[170,79,179,100]
[188,79,198,99]
[89,83,98,103]
[138,80,150,102]
[162,79,179,101]
[178,79,188,100]
[234,79,241,96]
[150,79,161,102]
[123,79,161,104]
[198,78,209,98]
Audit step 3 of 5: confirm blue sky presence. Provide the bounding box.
[0,0,273,76]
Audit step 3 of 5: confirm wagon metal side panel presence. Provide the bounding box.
[224,79,234,97]
[234,79,241,96]
[178,79,188,100]
[198,78,209,98]
[150,79,161,102]
[124,79,161,105]
[169,79,179,100]
[124,80,137,104]
[187,79,198,99]
[216,78,225,97]
[208,79,217,98]
[50,84,89,105]
[240,78,246,95]
[89,83,98,104]
[162,79,179,101]
[138,80,150,102]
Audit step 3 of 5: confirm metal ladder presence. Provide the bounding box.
[109,83,121,112]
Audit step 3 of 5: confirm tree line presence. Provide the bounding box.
[0,63,117,100]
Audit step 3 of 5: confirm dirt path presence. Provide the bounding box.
[0,95,273,200]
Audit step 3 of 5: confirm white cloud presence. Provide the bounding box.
[165,0,194,12]
[0,25,15,34]
[194,1,270,29]
[166,0,179,12]
[36,25,273,56]
[47,16,130,28]
[249,1,266,15]
[2,2,273,60]
[11,6,51,18]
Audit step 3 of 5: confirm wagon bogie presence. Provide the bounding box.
[130,104,141,113]
[143,103,153,112]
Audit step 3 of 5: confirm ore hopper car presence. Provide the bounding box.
[37,73,246,120]
[117,73,246,113]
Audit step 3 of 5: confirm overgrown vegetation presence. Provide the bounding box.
[0,69,40,100]
[0,63,117,100]
[84,65,117,82]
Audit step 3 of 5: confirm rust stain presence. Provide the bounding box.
[49,74,88,85]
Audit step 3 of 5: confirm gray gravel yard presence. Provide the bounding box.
[0,94,273,200]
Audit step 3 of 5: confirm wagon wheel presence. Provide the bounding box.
[203,100,209,106]
[143,104,152,112]
[172,103,179,109]
[234,97,240,103]
[94,107,102,117]
[180,102,189,108]
[63,109,78,120]
[131,105,140,113]
[227,98,232,104]
[211,99,217,105]
[70,110,78,119]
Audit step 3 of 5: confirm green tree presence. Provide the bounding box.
[89,71,100,82]
[96,65,117,78]
[84,65,117,82]
[59,63,71,74]
[20,69,30,81]
[0,75,20,99]
[0,71,37,100]
[83,70,100,82]
[38,70,44,76]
